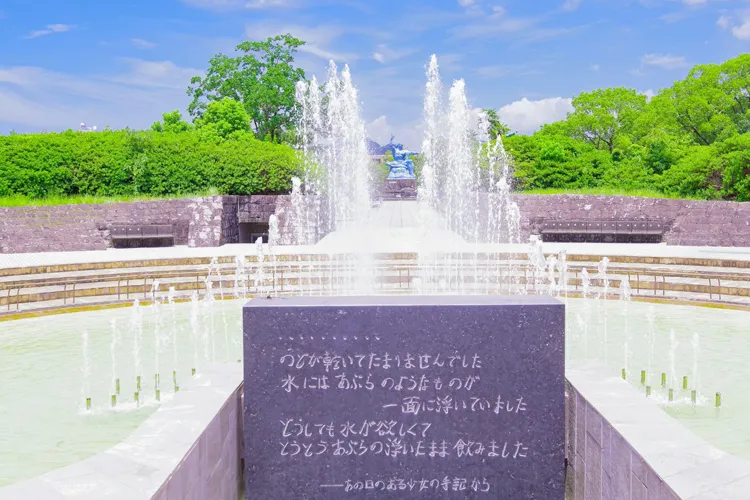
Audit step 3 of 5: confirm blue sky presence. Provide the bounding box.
[0,0,749,148]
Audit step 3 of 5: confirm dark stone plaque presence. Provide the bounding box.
[243,295,565,499]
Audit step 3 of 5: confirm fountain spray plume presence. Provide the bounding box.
[419,54,444,209]
[597,257,610,299]
[581,268,590,298]
[669,329,679,390]
[110,319,120,397]
[234,255,247,300]
[255,237,265,294]
[692,332,700,390]
[418,54,519,247]
[620,276,632,301]
[294,61,372,234]
[293,60,375,295]
[131,298,143,395]
[82,329,91,410]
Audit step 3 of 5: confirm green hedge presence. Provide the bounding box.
[502,132,750,201]
[0,130,302,198]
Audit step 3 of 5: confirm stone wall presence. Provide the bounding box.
[0,198,197,254]
[152,382,244,500]
[566,365,750,500]
[565,378,679,500]
[514,194,750,247]
[2,193,748,254]
[0,195,291,254]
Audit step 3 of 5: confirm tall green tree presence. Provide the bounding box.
[650,58,750,146]
[151,110,192,133]
[482,108,511,139]
[720,54,750,134]
[194,98,252,140]
[566,88,646,154]
[187,34,306,143]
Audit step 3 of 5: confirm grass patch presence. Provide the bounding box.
[0,186,706,207]
[518,187,703,200]
[0,189,220,207]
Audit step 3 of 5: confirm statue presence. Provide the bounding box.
[385,135,416,179]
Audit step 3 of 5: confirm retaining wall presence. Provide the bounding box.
[0,195,292,254]
[1,193,748,254]
[152,379,244,500]
[566,365,750,500]
[515,195,750,247]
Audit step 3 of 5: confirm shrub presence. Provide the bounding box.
[0,129,301,198]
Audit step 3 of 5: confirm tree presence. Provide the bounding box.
[187,34,306,143]
[504,134,612,190]
[566,88,646,154]
[482,108,511,140]
[151,110,192,133]
[653,63,737,146]
[194,98,252,140]
[720,54,750,134]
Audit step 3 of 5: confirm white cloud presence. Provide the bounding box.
[365,115,422,151]
[244,22,362,62]
[0,62,197,132]
[497,97,573,134]
[590,64,600,71]
[366,115,391,143]
[450,9,590,45]
[561,0,582,12]
[491,6,506,16]
[641,53,688,69]
[107,59,202,89]
[434,53,463,73]
[0,88,78,129]
[131,38,157,49]
[660,11,690,23]
[458,0,475,7]
[25,24,74,39]
[716,13,750,40]
[452,15,537,38]
[371,44,417,64]
[732,20,750,40]
[640,88,655,101]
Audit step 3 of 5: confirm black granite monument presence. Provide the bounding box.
[243,295,565,498]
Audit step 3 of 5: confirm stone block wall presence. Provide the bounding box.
[0,198,199,254]
[514,195,750,247]
[565,379,680,500]
[152,383,244,500]
[236,194,286,224]
[1,193,748,254]
[379,179,418,200]
[0,195,294,254]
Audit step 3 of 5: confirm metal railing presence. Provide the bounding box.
[2,255,750,314]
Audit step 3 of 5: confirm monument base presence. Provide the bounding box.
[242,295,565,500]
[380,178,417,200]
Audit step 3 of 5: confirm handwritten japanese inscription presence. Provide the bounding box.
[243,296,565,499]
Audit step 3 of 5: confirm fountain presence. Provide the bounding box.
[2,53,750,494]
